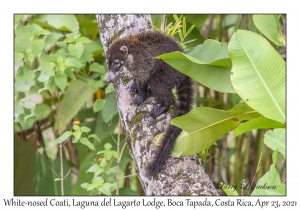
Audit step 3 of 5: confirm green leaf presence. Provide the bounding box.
[64,57,84,69]
[45,33,63,45]
[80,126,91,133]
[72,130,82,142]
[228,30,286,123]
[104,143,112,150]
[37,62,56,71]
[16,65,35,81]
[14,15,23,25]
[76,36,92,43]
[80,49,94,62]
[56,79,95,130]
[54,74,67,91]
[104,83,114,94]
[25,48,34,63]
[172,103,261,156]
[157,40,234,93]
[31,39,45,56]
[15,80,35,93]
[37,69,55,82]
[80,138,95,150]
[54,48,66,60]
[34,14,79,32]
[89,62,106,74]
[103,150,112,161]
[40,51,54,63]
[88,79,103,91]
[66,31,81,39]
[80,183,90,189]
[87,183,100,191]
[15,52,24,63]
[57,56,65,73]
[34,104,51,121]
[88,134,101,142]
[73,125,80,131]
[20,95,39,109]
[253,15,285,46]
[56,41,67,50]
[111,151,119,159]
[55,131,72,144]
[86,164,100,173]
[234,117,285,137]
[24,112,35,122]
[264,128,286,158]
[47,77,57,94]
[68,42,84,59]
[64,69,76,80]
[93,99,106,113]
[251,150,285,195]
[99,185,112,195]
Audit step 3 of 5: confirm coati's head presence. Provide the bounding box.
[106,44,130,83]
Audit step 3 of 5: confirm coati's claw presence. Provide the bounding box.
[133,96,145,105]
[150,105,168,118]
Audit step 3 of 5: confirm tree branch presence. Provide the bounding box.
[96,14,218,196]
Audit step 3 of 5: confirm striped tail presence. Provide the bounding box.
[145,77,193,177]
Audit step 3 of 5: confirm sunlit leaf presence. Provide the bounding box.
[253,15,285,46]
[234,117,285,137]
[229,30,285,123]
[55,131,72,144]
[93,99,106,113]
[54,74,67,91]
[80,138,95,150]
[157,40,234,93]
[172,103,261,156]
[264,128,286,158]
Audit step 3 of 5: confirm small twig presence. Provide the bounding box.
[119,174,137,179]
[204,153,219,165]
[50,166,60,178]
[248,152,262,195]
[119,142,127,162]
[110,133,117,144]
[63,168,71,180]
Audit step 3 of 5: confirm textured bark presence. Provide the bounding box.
[96,14,218,196]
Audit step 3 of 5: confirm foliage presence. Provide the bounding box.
[14,14,135,196]
[158,14,286,195]
[81,143,118,195]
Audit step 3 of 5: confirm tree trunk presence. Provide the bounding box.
[96,14,219,196]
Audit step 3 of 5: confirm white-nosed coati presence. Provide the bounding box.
[106,31,193,177]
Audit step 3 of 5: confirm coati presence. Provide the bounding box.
[106,31,193,177]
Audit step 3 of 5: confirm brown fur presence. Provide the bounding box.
[106,31,193,176]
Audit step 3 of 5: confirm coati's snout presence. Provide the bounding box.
[106,59,124,82]
[106,45,128,82]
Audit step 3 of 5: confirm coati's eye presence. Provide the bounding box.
[114,60,120,66]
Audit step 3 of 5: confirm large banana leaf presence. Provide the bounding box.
[157,39,235,93]
[253,15,285,46]
[234,117,285,137]
[228,30,286,124]
[171,103,261,156]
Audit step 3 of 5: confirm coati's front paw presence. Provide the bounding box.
[150,105,168,118]
[133,96,146,105]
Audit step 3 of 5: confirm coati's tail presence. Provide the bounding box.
[145,77,193,177]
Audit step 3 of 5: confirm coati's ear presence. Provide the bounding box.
[120,46,128,55]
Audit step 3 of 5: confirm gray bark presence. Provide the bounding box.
[96,14,218,196]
